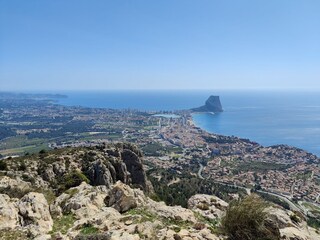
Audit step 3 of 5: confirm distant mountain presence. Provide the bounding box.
[191,95,223,112]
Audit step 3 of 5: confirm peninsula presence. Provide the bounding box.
[191,95,223,112]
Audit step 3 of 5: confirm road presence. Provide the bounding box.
[256,190,303,213]
[197,163,204,179]
[196,164,305,215]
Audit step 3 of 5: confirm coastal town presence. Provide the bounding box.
[144,115,320,204]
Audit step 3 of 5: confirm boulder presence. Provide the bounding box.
[280,227,313,240]
[62,182,108,218]
[147,200,197,223]
[188,194,228,220]
[18,192,53,235]
[0,194,19,230]
[50,193,70,217]
[0,176,31,190]
[266,207,298,229]
[105,181,146,213]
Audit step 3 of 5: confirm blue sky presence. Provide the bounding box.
[1,0,320,90]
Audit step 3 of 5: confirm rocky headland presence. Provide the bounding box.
[191,96,223,113]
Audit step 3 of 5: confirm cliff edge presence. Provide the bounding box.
[192,95,223,112]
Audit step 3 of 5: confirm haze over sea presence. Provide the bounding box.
[56,90,320,156]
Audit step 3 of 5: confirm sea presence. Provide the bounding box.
[55,90,320,156]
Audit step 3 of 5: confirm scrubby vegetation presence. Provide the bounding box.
[0,160,8,170]
[148,169,246,207]
[0,186,31,199]
[50,214,76,235]
[307,217,320,230]
[220,194,280,240]
[80,223,99,235]
[0,230,30,240]
[126,207,192,234]
[57,171,90,193]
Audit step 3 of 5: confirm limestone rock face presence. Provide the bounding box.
[188,194,228,220]
[280,227,313,240]
[266,207,318,240]
[49,192,69,217]
[41,165,55,182]
[266,207,298,229]
[61,182,108,218]
[147,200,197,223]
[105,181,146,213]
[191,95,223,113]
[0,176,31,190]
[121,149,152,192]
[17,192,53,235]
[31,143,152,194]
[0,194,19,230]
[85,159,115,187]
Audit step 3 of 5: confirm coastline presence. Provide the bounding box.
[191,111,320,157]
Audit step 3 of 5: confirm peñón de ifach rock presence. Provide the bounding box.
[191,95,223,112]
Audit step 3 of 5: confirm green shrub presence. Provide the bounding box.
[58,171,89,192]
[0,186,31,199]
[74,233,110,240]
[50,214,75,235]
[22,173,36,184]
[220,194,280,240]
[80,223,99,235]
[290,213,301,223]
[0,160,8,170]
[18,161,27,171]
[39,149,46,154]
[307,217,320,230]
[0,229,30,240]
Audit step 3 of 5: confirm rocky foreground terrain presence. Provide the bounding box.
[0,143,319,240]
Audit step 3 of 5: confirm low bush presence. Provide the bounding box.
[0,160,8,170]
[220,194,280,240]
[0,186,31,199]
[58,171,89,193]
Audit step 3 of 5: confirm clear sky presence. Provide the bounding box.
[1,0,320,91]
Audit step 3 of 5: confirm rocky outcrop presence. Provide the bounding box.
[60,182,109,218]
[121,149,153,193]
[80,143,153,193]
[19,143,153,193]
[266,206,318,240]
[0,194,19,230]
[18,192,53,236]
[188,194,228,220]
[280,227,312,240]
[0,176,31,191]
[191,96,223,113]
[85,159,115,188]
[1,179,320,240]
[105,181,146,213]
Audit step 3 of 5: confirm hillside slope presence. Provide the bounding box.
[0,144,319,240]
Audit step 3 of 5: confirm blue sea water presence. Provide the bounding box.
[56,90,320,156]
